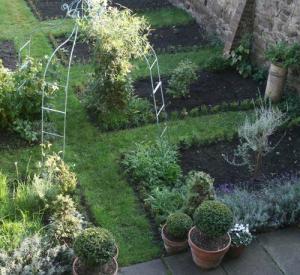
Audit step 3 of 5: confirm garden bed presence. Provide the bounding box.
[52,22,207,64]
[135,71,264,113]
[113,0,172,11]
[0,40,17,70]
[179,126,300,186]
[0,130,29,150]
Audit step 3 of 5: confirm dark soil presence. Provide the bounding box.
[191,227,229,251]
[0,130,29,150]
[75,258,117,275]
[55,36,92,64]
[113,0,172,11]
[135,71,264,113]
[179,127,300,186]
[149,22,208,52]
[0,41,17,70]
[28,0,73,20]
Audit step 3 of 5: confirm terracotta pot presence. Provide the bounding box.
[227,245,245,258]
[188,227,231,269]
[265,63,288,103]
[161,224,189,254]
[72,257,118,275]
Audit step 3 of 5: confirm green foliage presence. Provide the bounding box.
[0,235,73,274]
[218,175,300,231]
[123,140,182,189]
[203,54,231,73]
[229,35,253,78]
[41,153,77,194]
[280,92,300,119]
[183,171,215,216]
[74,227,116,267]
[194,200,233,238]
[145,186,186,224]
[49,195,84,244]
[80,3,151,130]
[166,212,193,240]
[167,59,198,98]
[266,42,300,68]
[229,223,253,247]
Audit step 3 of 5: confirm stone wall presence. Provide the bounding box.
[171,0,300,90]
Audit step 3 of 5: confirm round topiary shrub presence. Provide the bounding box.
[74,227,116,267]
[194,200,233,238]
[166,212,193,240]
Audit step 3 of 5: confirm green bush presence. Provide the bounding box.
[74,227,116,267]
[123,140,182,189]
[167,59,198,98]
[203,54,231,73]
[80,3,151,131]
[183,171,215,216]
[194,200,233,238]
[266,42,300,68]
[166,212,193,240]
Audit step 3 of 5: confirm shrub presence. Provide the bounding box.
[223,100,287,177]
[218,175,300,231]
[194,200,233,238]
[0,235,73,274]
[183,171,215,216]
[203,54,231,73]
[229,34,253,78]
[145,186,186,224]
[266,42,300,68]
[48,195,85,244]
[166,212,193,240]
[42,153,77,194]
[74,227,116,267]
[80,3,151,130]
[123,140,182,189]
[167,59,198,98]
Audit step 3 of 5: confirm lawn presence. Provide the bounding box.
[0,0,249,266]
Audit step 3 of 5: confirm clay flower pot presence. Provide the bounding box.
[72,257,118,275]
[161,224,189,254]
[265,63,287,102]
[227,245,245,258]
[188,227,231,269]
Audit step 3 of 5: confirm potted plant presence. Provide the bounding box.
[265,42,300,102]
[73,227,118,275]
[227,223,253,258]
[188,200,233,269]
[162,212,193,254]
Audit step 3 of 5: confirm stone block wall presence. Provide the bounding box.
[170,0,300,90]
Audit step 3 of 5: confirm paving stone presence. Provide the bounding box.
[118,259,167,275]
[222,240,282,275]
[258,228,300,275]
[165,252,227,275]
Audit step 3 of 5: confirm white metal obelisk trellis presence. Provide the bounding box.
[144,45,168,138]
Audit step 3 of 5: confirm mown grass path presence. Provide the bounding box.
[0,0,247,265]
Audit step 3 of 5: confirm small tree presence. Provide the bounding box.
[79,1,151,130]
[223,100,287,178]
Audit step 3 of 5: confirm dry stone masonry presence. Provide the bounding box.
[170,0,300,90]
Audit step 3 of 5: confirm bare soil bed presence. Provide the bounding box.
[0,41,17,70]
[179,126,300,186]
[135,71,264,113]
[113,0,172,11]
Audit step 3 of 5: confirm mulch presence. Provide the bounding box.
[0,40,18,70]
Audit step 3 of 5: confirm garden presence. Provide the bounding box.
[0,0,300,274]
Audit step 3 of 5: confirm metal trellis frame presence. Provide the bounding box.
[144,45,168,138]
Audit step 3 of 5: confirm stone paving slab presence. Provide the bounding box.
[258,228,300,275]
[118,259,167,275]
[222,240,282,275]
[165,252,226,275]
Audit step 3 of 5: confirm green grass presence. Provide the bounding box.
[0,0,246,266]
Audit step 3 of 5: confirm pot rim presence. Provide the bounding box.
[188,226,231,254]
[161,224,188,244]
[271,62,287,69]
[73,256,119,275]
